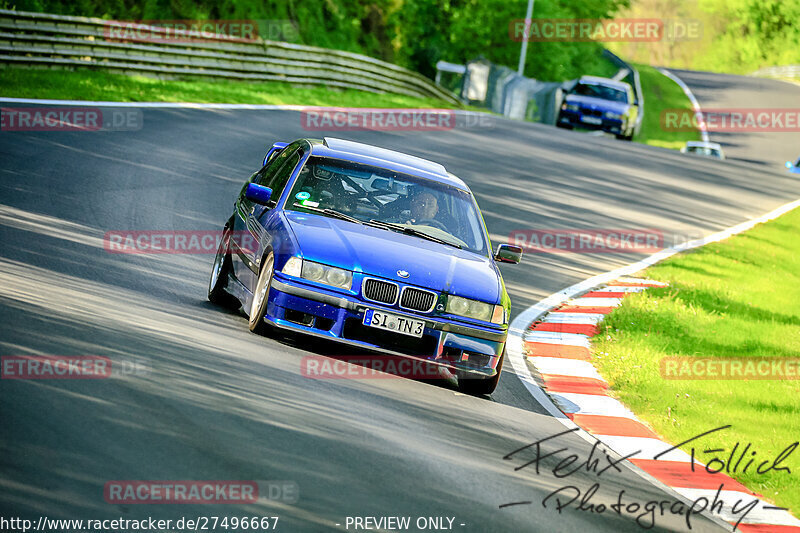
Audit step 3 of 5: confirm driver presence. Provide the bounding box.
[407,191,438,224]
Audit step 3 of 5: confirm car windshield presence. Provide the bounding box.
[285,156,490,255]
[687,146,720,157]
[573,82,628,103]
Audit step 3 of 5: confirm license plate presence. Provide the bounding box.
[362,309,425,338]
[581,116,603,125]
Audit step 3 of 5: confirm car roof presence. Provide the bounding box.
[308,137,468,190]
[578,75,632,91]
[686,141,722,149]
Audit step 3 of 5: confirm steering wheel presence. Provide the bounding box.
[415,219,448,231]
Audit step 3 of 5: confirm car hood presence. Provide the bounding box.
[565,94,631,114]
[284,211,502,303]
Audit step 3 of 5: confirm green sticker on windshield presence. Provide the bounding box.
[295,191,311,201]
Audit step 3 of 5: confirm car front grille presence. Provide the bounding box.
[363,278,399,305]
[400,287,437,313]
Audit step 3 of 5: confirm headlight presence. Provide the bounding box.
[282,258,352,290]
[566,103,580,111]
[447,296,504,324]
[325,267,349,287]
[448,296,471,316]
[282,256,302,277]
[303,261,325,282]
[604,111,623,119]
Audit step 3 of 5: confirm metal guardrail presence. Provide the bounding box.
[750,65,800,80]
[434,60,465,86]
[0,9,461,106]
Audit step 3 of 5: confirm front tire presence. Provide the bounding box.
[208,225,239,309]
[248,252,275,335]
[616,126,634,141]
[458,352,504,396]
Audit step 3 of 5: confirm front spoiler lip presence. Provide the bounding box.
[560,113,624,128]
[270,276,508,343]
[264,315,498,379]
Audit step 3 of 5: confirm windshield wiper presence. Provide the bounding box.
[367,220,462,249]
[293,203,363,225]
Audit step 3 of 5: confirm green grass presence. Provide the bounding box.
[593,207,800,515]
[0,67,455,108]
[609,1,800,76]
[634,64,700,150]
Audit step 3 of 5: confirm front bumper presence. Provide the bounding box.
[558,110,625,134]
[262,275,507,378]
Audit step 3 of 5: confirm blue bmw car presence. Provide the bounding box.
[208,137,522,394]
[556,75,639,140]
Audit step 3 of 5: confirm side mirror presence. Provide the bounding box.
[787,161,793,169]
[495,244,522,264]
[245,183,273,205]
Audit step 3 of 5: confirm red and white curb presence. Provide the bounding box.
[525,277,799,532]
[506,197,800,533]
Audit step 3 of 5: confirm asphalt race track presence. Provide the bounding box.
[669,69,800,168]
[2,72,800,532]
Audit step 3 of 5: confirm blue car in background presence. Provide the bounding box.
[557,75,639,140]
[208,137,522,394]
[786,156,800,174]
